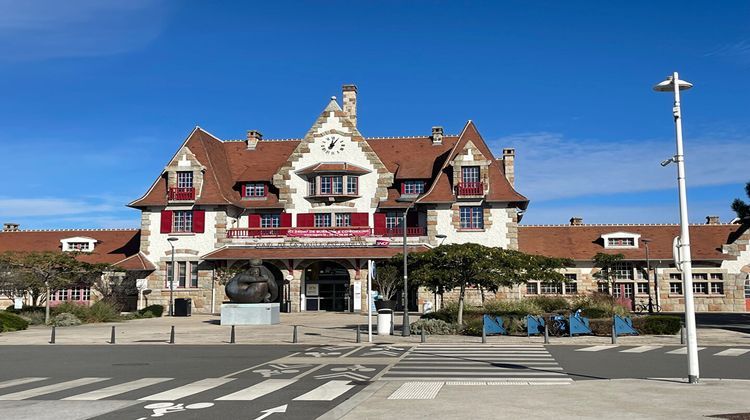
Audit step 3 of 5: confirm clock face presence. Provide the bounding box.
[320,135,346,155]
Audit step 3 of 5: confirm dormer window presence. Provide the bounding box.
[306,175,359,197]
[177,171,193,189]
[60,236,97,253]
[242,183,267,198]
[601,232,640,249]
[401,180,425,195]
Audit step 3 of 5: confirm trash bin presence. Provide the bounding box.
[377,309,392,336]
[174,298,192,317]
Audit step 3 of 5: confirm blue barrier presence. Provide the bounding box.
[614,315,638,336]
[568,313,592,336]
[526,315,545,336]
[483,314,507,335]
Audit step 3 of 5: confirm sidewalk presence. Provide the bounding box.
[1,312,749,346]
[331,378,750,420]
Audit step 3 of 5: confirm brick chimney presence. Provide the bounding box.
[246,130,262,150]
[3,223,20,232]
[431,126,443,145]
[570,217,583,226]
[705,215,720,225]
[342,84,357,128]
[502,148,515,186]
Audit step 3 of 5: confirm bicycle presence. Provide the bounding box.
[633,301,662,314]
[547,314,568,336]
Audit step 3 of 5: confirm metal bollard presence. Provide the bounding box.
[50,326,56,344]
[481,317,487,344]
[421,328,426,343]
[680,325,685,345]
[292,325,298,343]
[110,326,116,344]
[611,317,617,345]
[169,326,175,344]
[543,323,549,344]
[356,325,361,343]
[230,325,236,344]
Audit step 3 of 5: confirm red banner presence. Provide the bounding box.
[287,228,371,238]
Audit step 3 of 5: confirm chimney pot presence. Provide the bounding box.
[3,223,20,232]
[431,126,444,145]
[706,215,720,225]
[342,84,357,128]
[503,148,516,186]
[246,130,262,150]
[570,217,583,226]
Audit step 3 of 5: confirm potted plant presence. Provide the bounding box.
[373,263,399,310]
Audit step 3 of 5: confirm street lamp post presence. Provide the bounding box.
[396,198,418,337]
[642,238,653,314]
[167,237,178,317]
[654,71,700,384]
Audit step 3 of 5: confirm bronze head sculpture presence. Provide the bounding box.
[225,259,279,303]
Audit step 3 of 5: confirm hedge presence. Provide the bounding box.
[139,304,165,317]
[0,311,30,332]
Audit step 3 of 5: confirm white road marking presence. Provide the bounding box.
[139,378,235,401]
[666,347,706,355]
[384,371,567,376]
[714,348,750,357]
[293,380,354,401]
[575,345,618,352]
[620,346,662,353]
[0,378,47,390]
[62,378,173,400]
[388,366,563,371]
[217,379,296,401]
[388,381,443,400]
[0,377,108,400]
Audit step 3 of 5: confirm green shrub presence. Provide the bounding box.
[637,315,681,335]
[528,296,570,313]
[51,302,90,320]
[410,319,458,335]
[0,312,30,332]
[51,312,82,327]
[85,301,121,323]
[482,299,544,316]
[461,317,484,336]
[138,304,164,317]
[588,318,613,336]
[19,311,47,325]
[572,293,629,318]
[140,310,155,319]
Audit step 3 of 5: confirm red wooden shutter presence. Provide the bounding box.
[160,210,173,233]
[279,212,292,227]
[296,213,314,227]
[350,212,369,227]
[263,184,269,197]
[401,182,406,194]
[192,210,205,233]
[373,212,386,235]
[241,184,247,197]
[248,214,261,228]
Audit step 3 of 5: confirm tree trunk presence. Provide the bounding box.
[479,286,485,305]
[457,281,466,326]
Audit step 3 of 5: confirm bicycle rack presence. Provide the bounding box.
[613,315,638,336]
[482,314,507,336]
[526,315,545,336]
[568,314,592,336]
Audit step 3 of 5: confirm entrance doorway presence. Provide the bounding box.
[304,261,350,312]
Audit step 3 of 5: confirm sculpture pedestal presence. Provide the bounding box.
[220,303,280,325]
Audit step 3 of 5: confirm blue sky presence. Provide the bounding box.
[0,0,748,229]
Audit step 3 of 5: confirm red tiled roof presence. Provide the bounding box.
[518,224,746,261]
[296,162,370,175]
[0,229,151,269]
[202,245,430,260]
[366,136,457,179]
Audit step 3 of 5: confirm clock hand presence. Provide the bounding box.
[328,139,338,149]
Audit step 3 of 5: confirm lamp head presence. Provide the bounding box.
[167,237,178,242]
[435,234,447,239]
[653,75,693,92]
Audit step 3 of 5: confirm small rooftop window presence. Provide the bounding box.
[601,232,640,249]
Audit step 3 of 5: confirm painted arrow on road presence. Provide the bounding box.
[253,404,287,420]
[313,372,370,381]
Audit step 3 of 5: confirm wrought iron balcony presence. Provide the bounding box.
[168,187,195,201]
[455,182,484,196]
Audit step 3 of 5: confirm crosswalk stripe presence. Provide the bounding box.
[0,377,108,400]
[714,348,750,357]
[216,379,297,401]
[575,345,618,352]
[666,347,706,355]
[62,378,173,401]
[0,378,47,390]
[139,378,235,401]
[389,366,563,371]
[293,380,354,401]
[388,382,443,400]
[620,346,662,353]
[404,357,555,361]
[384,371,567,376]
[399,361,559,365]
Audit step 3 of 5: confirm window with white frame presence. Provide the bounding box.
[564,274,578,294]
[669,281,683,295]
[260,214,280,228]
[402,180,425,195]
[526,282,539,295]
[335,213,351,227]
[612,283,634,298]
[602,232,640,249]
[607,237,635,247]
[386,212,402,229]
[347,176,358,195]
[461,166,480,184]
[166,261,174,288]
[71,288,81,300]
[459,206,483,229]
[636,282,649,295]
[314,213,332,227]
[540,283,562,294]
[613,262,634,280]
[320,176,332,194]
[710,282,724,295]
[82,288,91,301]
[165,261,200,288]
[67,242,90,251]
[61,237,96,253]
[243,183,266,198]
[173,211,193,233]
[692,282,708,294]
[60,289,68,300]
[332,176,343,194]
[177,171,193,188]
[597,282,609,294]
[308,178,316,196]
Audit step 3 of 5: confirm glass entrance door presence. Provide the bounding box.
[303,261,351,312]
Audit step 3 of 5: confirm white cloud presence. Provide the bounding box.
[705,40,750,59]
[0,0,170,61]
[490,132,749,202]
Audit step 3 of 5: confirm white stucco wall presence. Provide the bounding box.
[144,209,220,263]
[435,203,511,248]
